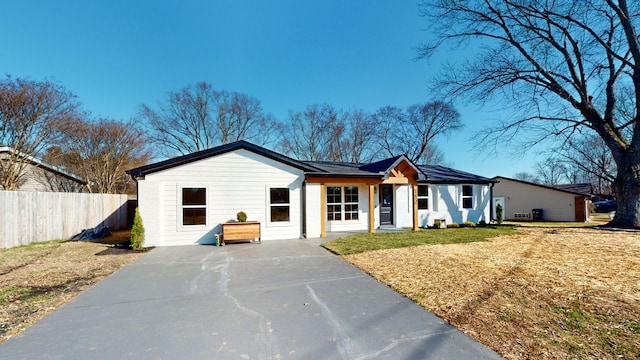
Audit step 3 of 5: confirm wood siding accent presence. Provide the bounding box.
[305,176,381,185]
[368,184,375,233]
[0,191,128,249]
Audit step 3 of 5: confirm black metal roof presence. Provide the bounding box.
[126,141,322,178]
[126,140,492,185]
[418,164,496,184]
[552,183,593,196]
[493,176,592,196]
[302,161,383,177]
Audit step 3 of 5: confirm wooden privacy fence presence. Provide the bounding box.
[0,191,129,249]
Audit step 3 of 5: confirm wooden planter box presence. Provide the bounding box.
[220,221,261,245]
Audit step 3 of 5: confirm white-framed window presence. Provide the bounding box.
[418,185,429,210]
[327,186,359,221]
[270,187,290,222]
[344,186,359,220]
[181,187,207,226]
[327,186,342,221]
[462,185,473,209]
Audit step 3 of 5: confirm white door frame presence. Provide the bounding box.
[493,197,506,222]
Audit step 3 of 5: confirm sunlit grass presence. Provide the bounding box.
[322,226,517,255]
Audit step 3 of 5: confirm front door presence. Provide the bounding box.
[380,184,394,225]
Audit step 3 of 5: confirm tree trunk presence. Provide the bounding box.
[610,153,640,228]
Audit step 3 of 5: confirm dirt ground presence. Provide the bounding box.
[0,230,144,343]
[345,226,640,359]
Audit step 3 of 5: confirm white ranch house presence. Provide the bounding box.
[127,141,495,246]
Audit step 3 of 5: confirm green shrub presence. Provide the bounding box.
[237,211,247,222]
[432,222,441,229]
[463,221,476,227]
[447,222,460,228]
[130,208,145,251]
[496,203,504,224]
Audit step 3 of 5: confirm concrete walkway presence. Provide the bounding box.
[0,238,502,359]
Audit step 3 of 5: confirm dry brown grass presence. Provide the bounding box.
[345,226,640,359]
[0,230,144,343]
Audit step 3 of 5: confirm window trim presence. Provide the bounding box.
[344,186,359,221]
[417,184,429,210]
[177,184,209,230]
[269,187,290,223]
[327,185,360,222]
[327,186,342,221]
[461,185,473,209]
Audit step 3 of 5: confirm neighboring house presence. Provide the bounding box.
[0,147,86,192]
[492,176,592,222]
[126,141,494,246]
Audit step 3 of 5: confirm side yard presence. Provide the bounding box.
[0,230,144,343]
[328,225,640,359]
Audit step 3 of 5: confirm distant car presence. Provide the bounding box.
[593,199,617,212]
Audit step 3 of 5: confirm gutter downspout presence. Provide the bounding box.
[489,182,495,222]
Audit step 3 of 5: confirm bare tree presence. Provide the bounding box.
[279,104,343,161]
[534,157,568,185]
[513,172,540,183]
[0,76,80,190]
[420,0,640,227]
[51,118,151,194]
[374,101,462,164]
[559,135,617,195]
[138,82,276,157]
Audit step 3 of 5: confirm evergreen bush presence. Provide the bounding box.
[131,208,145,251]
[496,204,504,224]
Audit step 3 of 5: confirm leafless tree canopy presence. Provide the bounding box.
[279,101,460,164]
[419,0,640,227]
[0,76,80,190]
[139,82,277,157]
[374,101,462,164]
[49,118,152,194]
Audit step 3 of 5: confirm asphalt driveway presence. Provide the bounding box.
[0,237,502,359]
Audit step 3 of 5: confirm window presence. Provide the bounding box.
[327,186,359,221]
[327,186,342,221]
[462,185,473,209]
[418,185,429,210]
[344,186,359,220]
[182,187,206,225]
[270,188,290,222]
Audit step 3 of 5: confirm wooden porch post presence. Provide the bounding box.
[320,184,326,238]
[368,184,375,233]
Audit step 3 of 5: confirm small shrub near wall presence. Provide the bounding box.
[448,222,460,228]
[463,221,476,227]
[130,208,145,251]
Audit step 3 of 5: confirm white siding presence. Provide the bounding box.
[493,178,579,221]
[137,149,305,246]
[304,183,322,238]
[418,184,491,227]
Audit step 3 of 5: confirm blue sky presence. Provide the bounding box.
[0,0,539,178]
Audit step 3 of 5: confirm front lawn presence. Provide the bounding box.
[322,225,517,255]
[332,226,640,359]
